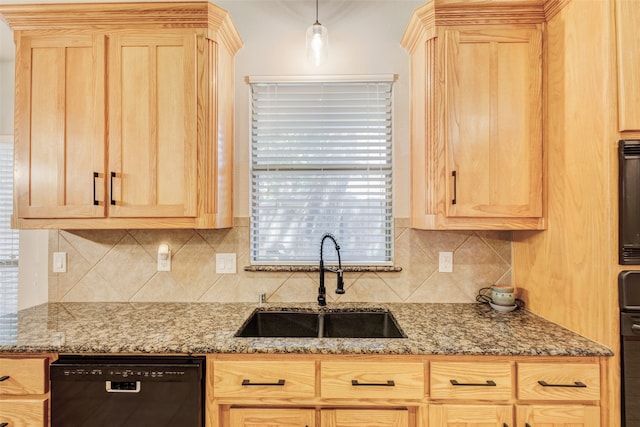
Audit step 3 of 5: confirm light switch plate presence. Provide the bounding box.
[439,252,453,273]
[53,252,67,273]
[216,253,236,274]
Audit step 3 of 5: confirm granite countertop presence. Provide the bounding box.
[0,302,613,357]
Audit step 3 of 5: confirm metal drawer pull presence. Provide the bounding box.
[110,172,117,206]
[93,172,100,205]
[631,324,640,332]
[351,380,395,387]
[451,170,457,205]
[241,379,285,386]
[450,379,496,387]
[0,376,9,382]
[538,380,586,388]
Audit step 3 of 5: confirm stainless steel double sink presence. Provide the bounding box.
[235,309,406,338]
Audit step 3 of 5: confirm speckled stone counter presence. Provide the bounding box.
[0,302,612,356]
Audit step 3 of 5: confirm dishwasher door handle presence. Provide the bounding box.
[106,380,141,393]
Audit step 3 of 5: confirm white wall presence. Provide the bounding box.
[0,0,422,307]
[17,230,48,310]
[216,0,419,217]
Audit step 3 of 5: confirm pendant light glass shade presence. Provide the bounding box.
[306,0,328,66]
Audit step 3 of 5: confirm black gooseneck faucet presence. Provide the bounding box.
[318,233,345,306]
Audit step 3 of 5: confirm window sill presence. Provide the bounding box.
[243,265,402,273]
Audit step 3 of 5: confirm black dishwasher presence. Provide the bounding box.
[50,355,205,427]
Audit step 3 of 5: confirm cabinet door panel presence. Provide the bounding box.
[616,0,640,132]
[444,27,542,218]
[230,408,316,427]
[517,405,600,427]
[109,31,197,218]
[321,409,409,427]
[15,32,106,218]
[429,404,512,427]
[0,398,47,426]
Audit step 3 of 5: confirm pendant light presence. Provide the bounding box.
[306,0,328,66]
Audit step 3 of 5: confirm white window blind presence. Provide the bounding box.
[249,77,394,265]
[0,136,18,344]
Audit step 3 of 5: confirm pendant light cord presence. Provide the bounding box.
[315,0,320,25]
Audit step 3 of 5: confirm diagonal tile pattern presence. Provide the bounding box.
[49,219,512,303]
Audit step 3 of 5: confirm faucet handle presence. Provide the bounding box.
[335,270,345,294]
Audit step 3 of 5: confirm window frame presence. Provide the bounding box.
[247,75,396,266]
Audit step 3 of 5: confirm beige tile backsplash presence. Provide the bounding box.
[48,219,512,303]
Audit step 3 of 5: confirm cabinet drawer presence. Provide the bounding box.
[321,361,424,399]
[213,361,315,398]
[430,361,513,400]
[0,398,48,426]
[517,363,600,401]
[0,358,48,395]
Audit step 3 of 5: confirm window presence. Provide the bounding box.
[249,76,394,265]
[0,135,18,344]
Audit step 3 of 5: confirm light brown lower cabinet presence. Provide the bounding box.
[0,356,53,427]
[209,355,605,427]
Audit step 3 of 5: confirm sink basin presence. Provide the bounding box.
[322,311,405,338]
[235,311,319,337]
[235,309,406,338]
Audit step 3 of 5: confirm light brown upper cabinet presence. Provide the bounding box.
[13,32,106,220]
[0,2,242,229]
[108,31,197,219]
[616,0,640,133]
[401,2,544,230]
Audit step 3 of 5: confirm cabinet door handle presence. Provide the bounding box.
[538,380,586,388]
[93,172,100,206]
[351,379,395,387]
[110,172,116,206]
[451,170,457,205]
[241,379,285,386]
[0,376,9,381]
[450,379,496,387]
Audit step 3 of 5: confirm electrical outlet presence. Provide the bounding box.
[439,252,453,273]
[157,244,171,272]
[216,253,237,274]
